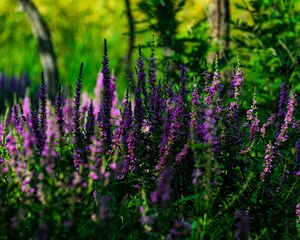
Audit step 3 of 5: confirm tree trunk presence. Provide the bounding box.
[208,0,230,68]
[125,0,135,72]
[19,0,58,99]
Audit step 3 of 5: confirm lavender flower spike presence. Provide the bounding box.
[39,73,47,147]
[245,92,260,139]
[137,45,148,109]
[202,107,217,145]
[233,210,250,240]
[190,84,202,142]
[278,83,288,119]
[133,80,143,136]
[261,143,275,179]
[85,100,95,144]
[179,65,188,100]
[229,67,244,99]
[275,91,296,146]
[148,37,157,112]
[98,39,113,151]
[55,85,65,138]
[73,62,84,150]
[151,168,173,206]
[121,90,133,149]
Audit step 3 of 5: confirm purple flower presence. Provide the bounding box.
[137,45,148,109]
[167,220,191,240]
[55,85,65,138]
[175,144,189,163]
[202,108,217,145]
[88,136,102,172]
[296,204,300,221]
[39,73,47,146]
[73,150,84,171]
[23,128,35,157]
[110,76,121,125]
[148,42,157,115]
[0,157,8,174]
[151,168,172,206]
[233,210,250,240]
[261,143,276,179]
[157,96,184,170]
[121,90,133,149]
[179,65,188,100]
[22,95,31,119]
[295,135,300,176]
[278,83,288,119]
[63,99,73,133]
[88,171,99,180]
[190,84,202,142]
[205,71,222,106]
[120,131,136,178]
[100,195,112,220]
[85,101,95,144]
[41,118,58,175]
[73,63,84,151]
[151,84,163,132]
[275,91,296,146]
[133,82,144,136]
[108,127,122,156]
[192,168,203,185]
[229,67,243,99]
[30,102,42,152]
[245,93,260,139]
[202,71,211,95]
[260,113,276,137]
[157,100,173,169]
[98,39,113,151]
[12,104,24,136]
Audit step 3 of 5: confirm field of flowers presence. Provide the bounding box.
[0,39,299,239]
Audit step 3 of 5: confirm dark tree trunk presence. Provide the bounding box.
[208,0,230,67]
[19,0,58,99]
[125,0,135,72]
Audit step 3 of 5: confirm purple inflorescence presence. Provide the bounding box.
[179,65,188,99]
[73,63,84,152]
[202,107,217,145]
[55,86,65,138]
[85,101,95,144]
[296,140,300,177]
[151,84,163,132]
[167,220,192,240]
[148,41,157,115]
[261,143,276,179]
[137,45,148,109]
[121,90,133,149]
[39,73,47,147]
[175,144,189,163]
[260,113,276,137]
[229,68,244,99]
[275,91,296,146]
[133,81,144,136]
[278,83,288,120]
[190,84,202,142]
[296,204,300,221]
[151,168,172,206]
[233,210,250,240]
[98,39,113,151]
[245,93,260,139]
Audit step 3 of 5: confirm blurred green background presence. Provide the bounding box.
[0,0,300,105]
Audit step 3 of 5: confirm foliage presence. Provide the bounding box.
[232,0,300,105]
[137,0,209,79]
